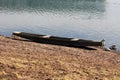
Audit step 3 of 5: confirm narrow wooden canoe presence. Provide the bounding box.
[12,32,105,47]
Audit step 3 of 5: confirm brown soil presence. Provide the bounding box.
[0,36,120,80]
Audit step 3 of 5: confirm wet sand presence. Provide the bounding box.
[0,35,120,80]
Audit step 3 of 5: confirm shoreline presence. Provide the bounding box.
[0,35,120,80]
[4,34,120,54]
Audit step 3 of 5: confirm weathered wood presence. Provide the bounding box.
[12,32,104,47]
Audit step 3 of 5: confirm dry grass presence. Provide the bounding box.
[0,36,120,80]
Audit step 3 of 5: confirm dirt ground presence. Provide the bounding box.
[0,36,120,80]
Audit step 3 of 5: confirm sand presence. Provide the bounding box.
[0,35,120,80]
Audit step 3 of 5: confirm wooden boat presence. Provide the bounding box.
[12,32,105,47]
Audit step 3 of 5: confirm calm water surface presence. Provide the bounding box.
[0,0,120,50]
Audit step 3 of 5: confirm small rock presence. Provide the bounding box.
[104,47,111,51]
[109,45,117,50]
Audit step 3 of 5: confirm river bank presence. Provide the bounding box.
[0,35,120,80]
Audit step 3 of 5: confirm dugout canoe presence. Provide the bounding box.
[12,32,105,47]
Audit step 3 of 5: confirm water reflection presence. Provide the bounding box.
[0,0,106,40]
[0,0,105,13]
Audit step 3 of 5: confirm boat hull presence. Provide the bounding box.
[12,32,104,47]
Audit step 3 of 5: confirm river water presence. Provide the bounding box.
[0,0,120,50]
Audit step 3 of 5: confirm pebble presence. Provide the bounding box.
[104,47,111,51]
[109,45,117,50]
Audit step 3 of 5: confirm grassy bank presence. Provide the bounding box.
[0,36,120,80]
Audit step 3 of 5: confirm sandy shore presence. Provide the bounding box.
[0,35,120,80]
